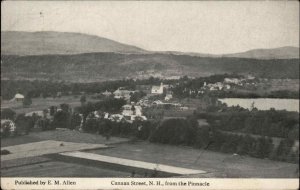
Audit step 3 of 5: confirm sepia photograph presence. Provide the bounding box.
[1,0,299,189]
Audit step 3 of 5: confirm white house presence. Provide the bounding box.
[113,89,134,100]
[165,94,173,101]
[108,114,124,122]
[151,83,164,94]
[102,90,112,97]
[121,104,146,121]
[122,105,142,116]
[13,93,25,102]
[207,82,224,91]
[224,78,240,84]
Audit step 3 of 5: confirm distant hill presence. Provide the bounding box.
[1,31,146,55]
[1,31,299,82]
[1,53,299,82]
[159,47,299,60]
[222,46,299,59]
[1,31,299,60]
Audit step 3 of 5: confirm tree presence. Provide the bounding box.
[23,96,32,107]
[84,118,99,133]
[1,108,16,120]
[52,104,71,128]
[131,105,136,115]
[15,114,34,134]
[80,95,86,105]
[49,106,57,116]
[60,103,70,112]
[150,118,197,145]
[36,118,51,131]
[130,91,146,103]
[70,113,82,130]
[254,137,273,158]
[1,123,11,138]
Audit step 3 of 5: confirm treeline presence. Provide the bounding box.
[172,74,243,98]
[172,75,299,99]
[0,73,258,100]
[2,73,298,100]
[199,108,299,140]
[57,99,298,163]
[1,79,134,100]
[79,115,298,163]
[76,98,126,117]
[199,89,299,99]
[1,98,127,136]
[1,77,168,100]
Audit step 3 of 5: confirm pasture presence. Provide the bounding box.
[87,141,299,178]
[1,129,298,178]
[1,95,98,114]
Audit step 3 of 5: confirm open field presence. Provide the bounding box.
[263,79,299,92]
[163,109,194,118]
[60,151,206,175]
[1,95,98,114]
[1,130,298,178]
[1,129,129,147]
[1,131,132,177]
[1,159,134,177]
[1,140,107,161]
[87,142,299,178]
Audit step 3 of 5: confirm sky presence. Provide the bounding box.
[1,1,299,54]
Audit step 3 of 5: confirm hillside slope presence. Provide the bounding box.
[1,53,299,82]
[1,31,145,55]
[223,46,299,59]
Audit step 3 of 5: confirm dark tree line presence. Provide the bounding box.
[200,109,299,140]
[2,74,298,101]
[1,78,160,100]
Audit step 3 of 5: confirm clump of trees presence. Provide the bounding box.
[130,91,146,103]
[1,108,16,120]
[275,139,299,163]
[23,95,32,107]
[201,109,299,139]
[76,98,126,118]
[205,131,274,159]
[149,118,197,146]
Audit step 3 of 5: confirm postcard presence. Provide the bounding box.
[1,1,299,190]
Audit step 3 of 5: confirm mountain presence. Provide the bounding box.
[222,46,299,59]
[1,31,146,55]
[2,31,299,59]
[159,47,299,60]
[1,31,299,82]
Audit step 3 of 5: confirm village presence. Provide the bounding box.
[1,75,256,134]
[1,74,299,178]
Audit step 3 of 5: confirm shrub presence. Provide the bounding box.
[1,149,11,155]
[149,118,197,145]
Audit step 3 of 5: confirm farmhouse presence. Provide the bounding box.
[151,83,164,94]
[108,114,124,122]
[207,82,224,91]
[102,90,112,97]
[224,78,240,84]
[165,93,173,101]
[113,89,134,100]
[121,104,147,122]
[14,93,25,102]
